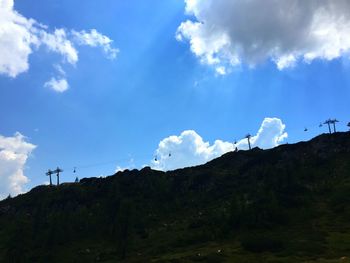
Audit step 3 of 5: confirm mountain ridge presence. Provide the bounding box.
[0,132,350,263]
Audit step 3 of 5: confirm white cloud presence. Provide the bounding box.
[72,29,119,59]
[152,117,287,171]
[216,66,226,75]
[115,158,136,173]
[177,0,350,72]
[40,29,78,64]
[236,118,288,150]
[53,64,66,76]
[115,166,126,173]
[0,0,118,90]
[0,0,39,77]
[0,132,36,199]
[44,77,69,92]
[152,130,234,171]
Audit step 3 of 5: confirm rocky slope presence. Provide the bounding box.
[0,132,349,263]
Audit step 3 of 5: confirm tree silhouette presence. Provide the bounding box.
[115,200,134,260]
[347,122,350,130]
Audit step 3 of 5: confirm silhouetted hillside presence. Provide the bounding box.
[0,132,350,263]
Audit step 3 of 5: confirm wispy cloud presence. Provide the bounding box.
[72,29,119,59]
[44,77,69,93]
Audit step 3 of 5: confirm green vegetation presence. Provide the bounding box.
[0,132,350,262]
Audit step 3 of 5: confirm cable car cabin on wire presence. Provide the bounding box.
[154,153,171,162]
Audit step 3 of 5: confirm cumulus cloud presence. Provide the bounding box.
[0,0,118,90]
[0,132,36,199]
[44,77,69,92]
[236,118,288,150]
[176,0,350,73]
[152,130,234,171]
[0,0,39,77]
[152,117,287,171]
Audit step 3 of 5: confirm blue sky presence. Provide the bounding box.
[0,0,349,198]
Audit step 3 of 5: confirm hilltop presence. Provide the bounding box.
[0,132,350,263]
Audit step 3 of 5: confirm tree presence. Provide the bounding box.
[115,199,134,260]
[5,217,32,262]
[347,122,350,130]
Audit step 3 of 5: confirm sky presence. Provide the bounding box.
[0,0,349,198]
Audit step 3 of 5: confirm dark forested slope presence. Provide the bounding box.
[0,132,350,263]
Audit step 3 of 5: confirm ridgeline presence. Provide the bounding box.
[1,132,350,262]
